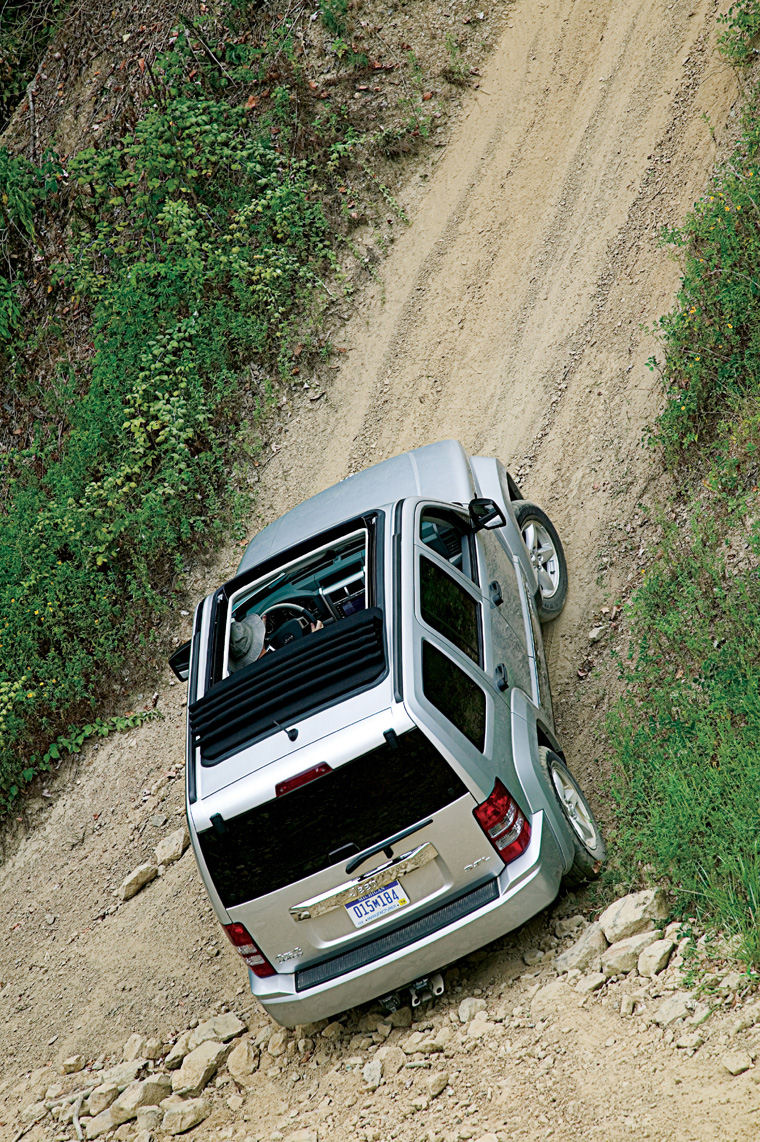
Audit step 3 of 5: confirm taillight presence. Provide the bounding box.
[223,922,276,978]
[473,779,531,865]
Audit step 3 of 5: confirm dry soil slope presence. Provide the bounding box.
[0,1,750,1139]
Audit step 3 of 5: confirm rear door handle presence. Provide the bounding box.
[489,579,503,607]
[494,663,509,692]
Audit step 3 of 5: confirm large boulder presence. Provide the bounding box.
[598,889,668,943]
[555,920,607,973]
[601,930,659,977]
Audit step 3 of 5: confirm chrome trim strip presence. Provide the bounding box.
[289,842,439,921]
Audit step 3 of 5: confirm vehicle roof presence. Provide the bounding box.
[237,440,476,573]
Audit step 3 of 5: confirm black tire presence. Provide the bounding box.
[539,748,606,888]
[514,501,568,621]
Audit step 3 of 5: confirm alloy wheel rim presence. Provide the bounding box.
[551,765,599,851]
[522,520,560,598]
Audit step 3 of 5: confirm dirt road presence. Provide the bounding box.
[2,2,756,1140]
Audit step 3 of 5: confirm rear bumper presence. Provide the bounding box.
[249,811,563,1027]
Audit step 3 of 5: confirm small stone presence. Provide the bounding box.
[554,914,585,939]
[321,1021,344,1040]
[466,1019,495,1038]
[637,938,676,978]
[401,1031,423,1055]
[530,978,570,1019]
[123,1033,146,1062]
[722,1050,752,1076]
[598,889,668,943]
[85,1109,116,1139]
[61,1054,86,1074]
[555,921,607,973]
[362,1057,383,1089]
[601,930,659,977]
[458,997,487,1023]
[20,1102,47,1125]
[188,1013,246,1050]
[588,626,606,643]
[426,1070,449,1099]
[162,1097,210,1134]
[88,1083,120,1116]
[718,971,745,994]
[575,972,606,994]
[172,1040,231,1096]
[676,1031,704,1050]
[268,1028,290,1057]
[227,1037,260,1086]
[165,1030,192,1070]
[653,992,695,1027]
[620,994,635,1016]
[376,1021,392,1040]
[523,948,544,965]
[155,827,190,866]
[136,1105,163,1130]
[120,863,158,901]
[285,1131,317,1142]
[377,1044,405,1074]
[227,1093,244,1111]
[110,1075,172,1126]
[143,1037,163,1060]
[96,1059,146,1088]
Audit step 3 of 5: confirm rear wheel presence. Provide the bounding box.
[514,501,567,621]
[539,748,606,887]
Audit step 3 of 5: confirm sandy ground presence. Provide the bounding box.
[2,1,756,1139]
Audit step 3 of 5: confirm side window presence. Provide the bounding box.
[419,555,482,665]
[419,509,477,584]
[422,641,486,750]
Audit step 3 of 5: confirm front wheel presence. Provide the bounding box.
[514,501,567,621]
[540,748,606,888]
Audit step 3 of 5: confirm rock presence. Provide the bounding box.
[88,1083,120,1116]
[575,972,606,994]
[122,1033,146,1062]
[554,914,586,939]
[620,994,635,1016]
[143,1037,163,1060]
[401,1031,424,1055]
[458,997,487,1023]
[467,1018,495,1039]
[227,1093,244,1111]
[188,1013,246,1050]
[598,889,668,943]
[226,1036,260,1086]
[676,1031,704,1050]
[362,1057,383,1090]
[285,1131,318,1142]
[588,626,606,643]
[722,1051,752,1076]
[653,992,695,1027]
[61,1054,86,1074]
[120,863,158,901]
[637,938,676,978]
[426,1070,449,1099]
[85,1110,116,1139]
[718,971,745,994]
[601,930,659,977]
[530,978,570,1019]
[555,921,607,973]
[171,1040,231,1096]
[321,1021,344,1040]
[155,826,189,866]
[110,1075,172,1125]
[136,1105,163,1130]
[162,1097,210,1134]
[523,948,544,965]
[20,1102,47,1125]
[268,1028,290,1057]
[97,1059,146,1088]
[165,1030,192,1070]
[376,1020,392,1040]
[475,1135,500,1142]
[377,1044,406,1075]
[730,1001,760,1036]
[389,1006,413,1028]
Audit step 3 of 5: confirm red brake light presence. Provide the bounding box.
[222,922,276,978]
[275,762,331,797]
[473,779,531,865]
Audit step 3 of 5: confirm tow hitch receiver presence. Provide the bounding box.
[409,973,444,1008]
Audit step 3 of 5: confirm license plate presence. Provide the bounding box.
[345,880,410,928]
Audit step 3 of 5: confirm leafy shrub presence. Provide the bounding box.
[718,1,760,68]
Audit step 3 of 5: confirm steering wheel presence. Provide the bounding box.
[259,601,319,649]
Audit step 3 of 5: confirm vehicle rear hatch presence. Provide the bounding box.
[195,727,498,976]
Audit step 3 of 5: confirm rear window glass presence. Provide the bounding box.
[419,555,482,665]
[422,641,486,750]
[196,729,468,907]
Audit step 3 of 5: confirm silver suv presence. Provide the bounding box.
[170,441,605,1026]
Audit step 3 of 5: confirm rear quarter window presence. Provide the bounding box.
[422,640,486,751]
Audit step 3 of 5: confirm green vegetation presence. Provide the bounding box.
[608,5,760,967]
[0,3,435,812]
[0,0,66,129]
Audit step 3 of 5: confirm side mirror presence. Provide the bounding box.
[169,640,191,682]
[468,497,507,532]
